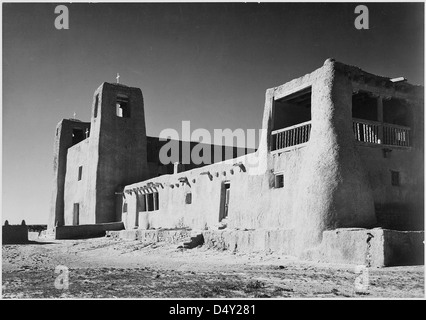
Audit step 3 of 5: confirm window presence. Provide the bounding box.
[72,128,84,145]
[94,94,99,118]
[116,95,130,118]
[274,173,284,188]
[123,202,128,213]
[153,192,159,210]
[78,166,83,181]
[137,193,146,212]
[391,171,400,186]
[147,193,154,211]
[185,192,192,204]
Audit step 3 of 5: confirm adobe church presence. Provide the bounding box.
[50,59,424,265]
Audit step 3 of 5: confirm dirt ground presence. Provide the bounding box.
[2,237,424,299]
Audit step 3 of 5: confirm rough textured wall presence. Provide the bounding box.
[145,136,254,179]
[358,147,424,230]
[292,59,376,254]
[353,90,424,231]
[122,146,306,240]
[120,59,423,258]
[314,228,424,267]
[91,83,149,223]
[55,222,124,239]
[2,225,28,244]
[64,139,92,225]
[49,119,90,229]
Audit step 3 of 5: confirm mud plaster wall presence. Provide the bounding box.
[279,60,376,254]
[95,83,149,223]
[64,138,92,225]
[72,83,150,225]
[2,225,28,244]
[122,59,421,256]
[354,95,424,231]
[358,146,424,230]
[49,119,90,229]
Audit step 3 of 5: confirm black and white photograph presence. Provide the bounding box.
[1,0,425,305]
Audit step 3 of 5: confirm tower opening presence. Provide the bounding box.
[116,95,130,118]
[94,94,99,118]
[72,128,85,145]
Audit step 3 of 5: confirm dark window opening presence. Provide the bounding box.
[94,94,99,118]
[147,193,154,211]
[383,98,410,127]
[72,128,85,145]
[274,173,284,188]
[185,192,192,204]
[273,87,312,131]
[116,95,130,118]
[352,91,378,121]
[78,166,83,181]
[123,202,128,213]
[137,194,146,212]
[153,192,159,210]
[391,171,400,186]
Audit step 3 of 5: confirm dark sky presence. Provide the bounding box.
[2,2,424,224]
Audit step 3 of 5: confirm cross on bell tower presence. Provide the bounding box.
[116,73,120,84]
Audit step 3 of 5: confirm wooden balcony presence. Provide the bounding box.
[352,118,411,147]
[271,120,312,151]
[271,118,411,152]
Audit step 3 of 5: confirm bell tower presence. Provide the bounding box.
[86,82,149,223]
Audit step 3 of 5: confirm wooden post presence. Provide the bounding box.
[377,96,384,144]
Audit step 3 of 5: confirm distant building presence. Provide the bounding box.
[50,59,424,257]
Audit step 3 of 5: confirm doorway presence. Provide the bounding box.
[73,203,79,226]
[219,182,230,222]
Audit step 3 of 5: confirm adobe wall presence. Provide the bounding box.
[55,222,124,239]
[146,136,254,178]
[276,59,377,254]
[312,228,424,267]
[358,146,424,230]
[64,138,93,225]
[121,59,391,256]
[122,154,264,231]
[49,119,90,229]
[351,80,424,231]
[117,59,424,257]
[94,83,149,223]
[2,224,28,244]
[123,151,306,232]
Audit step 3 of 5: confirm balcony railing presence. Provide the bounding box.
[352,118,411,147]
[383,123,410,147]
[271,118,410,152]
[271,120,312,151]
[352,118,381,144]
